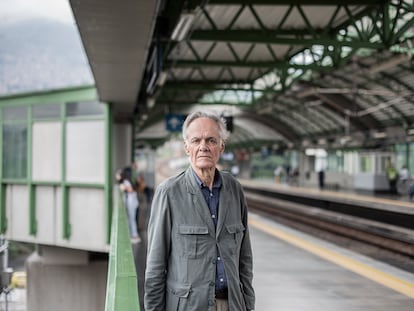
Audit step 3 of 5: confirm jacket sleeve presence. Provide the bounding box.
[239,187,256,310]
[144,184,171,310]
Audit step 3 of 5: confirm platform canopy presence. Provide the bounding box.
[70,0,414,151]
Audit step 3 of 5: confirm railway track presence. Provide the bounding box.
[245,190,414,273]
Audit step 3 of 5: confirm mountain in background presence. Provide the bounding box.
[0,18,94,96]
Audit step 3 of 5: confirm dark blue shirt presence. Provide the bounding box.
[192,168,228,293]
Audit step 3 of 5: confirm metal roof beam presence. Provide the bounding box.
[208,0,384,5]
[165,59,340,70]
[190,30,385,49]
[239,112,301,142]
[162,82,265,92]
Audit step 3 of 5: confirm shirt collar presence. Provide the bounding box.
[191,167,222,189]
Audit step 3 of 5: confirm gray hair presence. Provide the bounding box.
[182,111,229,141]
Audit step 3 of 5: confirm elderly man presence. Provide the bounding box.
[144,111,255,310]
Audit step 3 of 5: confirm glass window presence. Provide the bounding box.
[33,104,61,119]
[394,143,408,171]
[344,151,358,175]
[2,123,28,179]
[2,106,27,121]
[359,155,372,173]
[66,101,105,117]
[377,153,392,173]
[327,151,344,172]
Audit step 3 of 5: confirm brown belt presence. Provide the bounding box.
[215,289,228,299]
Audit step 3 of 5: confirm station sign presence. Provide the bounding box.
[165,113,185,132]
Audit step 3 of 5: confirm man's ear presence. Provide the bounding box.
[220,142,225,153]
[184,141,190,155]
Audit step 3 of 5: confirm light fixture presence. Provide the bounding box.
[157,71,168,87]
[318,138,327,145]
[146,97,155,109]
[407,128,414,135]
[372,131,386,139]
[339,135,351,145]
[171,12,196,42]
[305,148,327,157]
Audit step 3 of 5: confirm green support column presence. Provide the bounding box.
[61,102,71,239]
[28,106,37,236]
[105,103,113,244]
[0,107,5,233]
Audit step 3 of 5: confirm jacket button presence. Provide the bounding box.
[208,299,214,306]
[209,281,215,286]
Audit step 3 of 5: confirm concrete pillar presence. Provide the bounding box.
[299,150,314,187]
[26,246,108,311]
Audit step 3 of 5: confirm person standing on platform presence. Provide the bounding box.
[318,169,325,190]
[144,111,255,311]
[118,168,141,244]
[274,165,283,184]
[399,165,409,183]
[386,162,398,194]
[409,180,414,201]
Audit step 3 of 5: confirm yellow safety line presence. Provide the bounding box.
[250,217,414,299]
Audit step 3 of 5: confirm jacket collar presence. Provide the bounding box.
[184,167,230,237]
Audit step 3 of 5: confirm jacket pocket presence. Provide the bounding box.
[178,225,209,258]
[224,223,245,253]
[166,283,191,311]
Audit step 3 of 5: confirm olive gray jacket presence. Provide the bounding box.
[144,167,255,310]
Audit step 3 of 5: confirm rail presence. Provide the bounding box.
[241,180,414,258]
[105,189,140,311]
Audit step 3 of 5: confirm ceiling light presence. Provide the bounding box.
[339,136,351,145]
[171,12,196,41]
[146,97,155,109]
[372,131,386,138]
[157,71,168,86]
[318,138,327,145]
[305,148,327,157]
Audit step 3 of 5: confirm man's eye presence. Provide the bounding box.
[208,138,218,145]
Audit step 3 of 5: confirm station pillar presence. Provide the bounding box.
[235,149,252,179]
[25,245,108,311]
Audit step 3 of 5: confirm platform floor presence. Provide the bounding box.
[134,204,414,310]
[250,212,414,310]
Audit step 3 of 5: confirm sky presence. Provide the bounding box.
[0,0,74,24]
[0,0,94,95]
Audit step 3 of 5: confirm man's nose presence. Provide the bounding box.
[199,139,209,149]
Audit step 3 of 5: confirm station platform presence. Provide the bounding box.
[241,178,414,215]
[249,212,414,310]
[134,184,414,310]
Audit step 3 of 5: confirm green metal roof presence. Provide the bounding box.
[70,0,414,150]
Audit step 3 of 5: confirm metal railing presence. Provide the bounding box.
[105,190,140,311]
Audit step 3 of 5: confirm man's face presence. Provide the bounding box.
[184,117,224,170]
